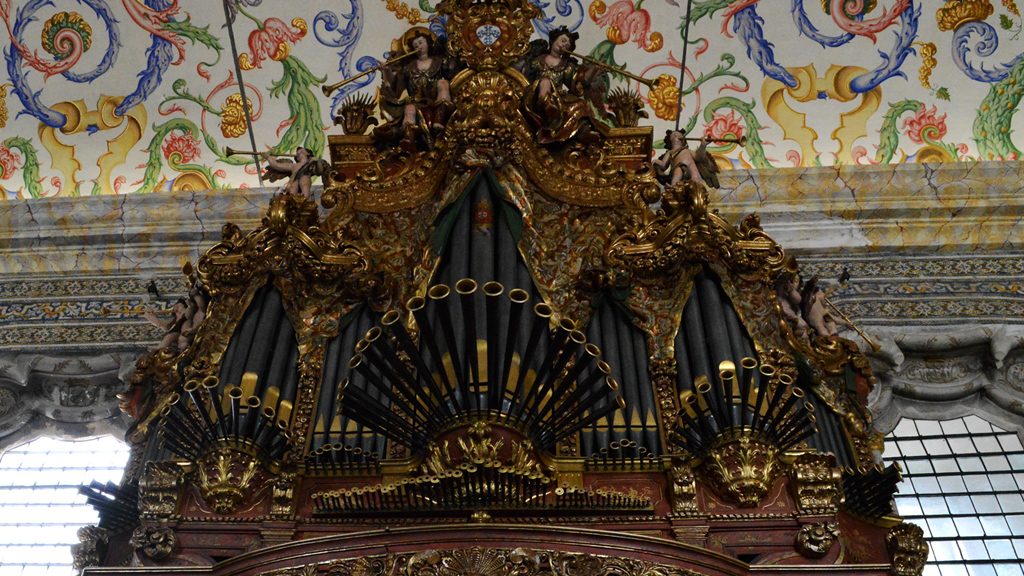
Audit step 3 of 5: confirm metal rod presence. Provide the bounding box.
[220,0,263,186]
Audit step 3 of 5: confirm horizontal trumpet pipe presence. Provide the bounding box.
[321,51,415,97]
[225,147,297,158]
[568,51,656,87]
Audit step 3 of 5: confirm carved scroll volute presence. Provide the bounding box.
[438,0,538,71]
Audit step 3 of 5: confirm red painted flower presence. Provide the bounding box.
[590,0,663,52]
[902,105,947,145]
[704,110,744,144]
[0,146,21,180]
[161,131,201,164]
[239,17,307,70]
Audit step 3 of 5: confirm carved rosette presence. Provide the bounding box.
[789,452,843,513]
[886,523,929,576]
[130,525,177,561]
[701,433,780,507]
[261,548,703,576]
[196,446,266,515]
[795,521,839,559]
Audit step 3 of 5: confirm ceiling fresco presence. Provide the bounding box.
[0,0,1021,197]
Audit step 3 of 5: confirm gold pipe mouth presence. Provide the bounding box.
[534,302,553,318]
[558,318,576,331]
[183,379,200,393]
[455,278,478,295]
[348,355,363,370]
[202,375,220,389]
[483,281,503,297]
[606,377,620,392]
[790,386,805,398]
[227,386,243,399]
[569,330,586,344]
[382,309,402,325]
[355,339,370,353]
[597,360,612,375]
[740,357,758,369]
[614,395,626,409]
[804,401,816,412]
[759,364,776,377]
[167,392,182,405]
[696,380,712,394]
[246,396,261,409]
[407,295,426,311]
[584,343,601,357]
[365,326,382,342]
[428,284,451,300]
[778,373,794,386]
[262,407,276,419]
[719,369,736,381]
[508,288,530,304]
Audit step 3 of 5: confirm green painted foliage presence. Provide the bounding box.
[269,57,327,157]
[974,59,1024,160]
[703,97,770,168]
[875,99,922,164]
[2,137,43,198]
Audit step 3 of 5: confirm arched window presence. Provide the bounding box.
[886,416,1024,575]
[0,436,131,576]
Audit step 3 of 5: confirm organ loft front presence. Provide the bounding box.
[76,0,929,574]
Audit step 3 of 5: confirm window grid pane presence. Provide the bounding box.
[889,417,1024,571]
[0,436,130,576]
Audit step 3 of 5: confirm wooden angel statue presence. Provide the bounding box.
[800,277,854,338]
[375,27,458,152]
[519,26,602,145]
[774,271,810,339]
[261,147,330,198]
[653,130,720,188]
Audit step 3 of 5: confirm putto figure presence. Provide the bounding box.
[375,28,458,152]
[520,27,602,145]
[261,147,330,198]
[653,129,721,188]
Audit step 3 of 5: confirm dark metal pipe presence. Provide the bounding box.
[501,289,529,402]
[482,281,504,410]
[456,279,480,410]
[429,284,468,411]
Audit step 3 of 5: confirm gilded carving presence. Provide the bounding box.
[195,446,265,515]
[789,452,843,513]
[886,523,929,576]
[272,472,297,517]
[71,525,108,571]
[669,462,698,514]
[263,548,703,576]
[129,525,177,560]
[794,522,838,559]
[701,433,780,508]
[138,461,183,517]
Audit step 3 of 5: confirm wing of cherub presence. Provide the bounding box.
[693,146,721,189]
[262,160,294,183]
[515,39,549,78]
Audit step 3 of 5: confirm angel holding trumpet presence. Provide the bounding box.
[227,146,330,198]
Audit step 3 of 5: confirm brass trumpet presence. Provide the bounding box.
[225,147,297,158]
[685,135,748,146]
[321,51,416,97]
[568,51,658,88]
